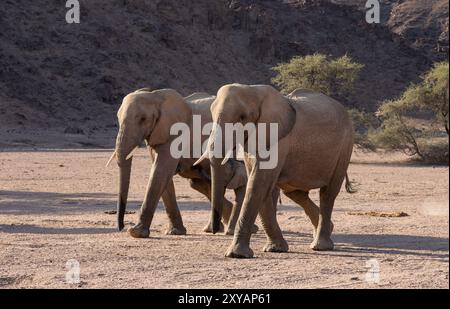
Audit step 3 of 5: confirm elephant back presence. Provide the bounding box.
[184,92,215,102]
[184,92,216,123]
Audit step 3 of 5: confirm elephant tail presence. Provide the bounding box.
[345,173,357,194]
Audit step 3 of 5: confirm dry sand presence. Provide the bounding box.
[0,149,448,288]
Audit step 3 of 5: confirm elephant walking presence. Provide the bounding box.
[108,88,254,237]
[197,84,354,258]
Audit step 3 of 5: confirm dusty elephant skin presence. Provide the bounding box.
[199,84,354,258]
[110,88,257,238]
[0,150,447,288]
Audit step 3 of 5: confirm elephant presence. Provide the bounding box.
[195,84,354,258]
[107,88,257,237]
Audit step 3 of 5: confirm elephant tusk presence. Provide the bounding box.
[195,122,220,166]
[126,146,139,160]
[105,150,117,167]
[236,143,245,160]
[194,129,215,166]
[221,149,233,165]
[193,149,210,166]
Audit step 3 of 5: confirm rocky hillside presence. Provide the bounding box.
[0,0,448,138]
[333,0,449,60]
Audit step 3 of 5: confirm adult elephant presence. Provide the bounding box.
[108,88,254,238]
[196,84,354,258]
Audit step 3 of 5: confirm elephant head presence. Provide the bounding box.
[195,84,295,233]
[108,89,192,231]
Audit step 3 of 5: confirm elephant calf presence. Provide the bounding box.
[107,89,255,237]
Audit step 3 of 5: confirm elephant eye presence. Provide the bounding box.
[139,117,146,124]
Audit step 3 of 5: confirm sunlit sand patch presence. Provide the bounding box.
[419,198,449,217]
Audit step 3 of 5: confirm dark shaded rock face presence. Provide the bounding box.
[386,0,449,62]
[334,0,449,61]
[0,0,447,131]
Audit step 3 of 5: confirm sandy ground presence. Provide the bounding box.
[0,148,448,289]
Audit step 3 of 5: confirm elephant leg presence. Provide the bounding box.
[284,190,334,239]
[189,178,232,233]
[310,174,345,251]
[260,187,288,253]
[128,143,179,238]
[161,179,187,235]
[224,187,259,236]
[225,166,282,258]
[225,187,245,235]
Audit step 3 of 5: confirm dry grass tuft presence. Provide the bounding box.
[347,211,409,217]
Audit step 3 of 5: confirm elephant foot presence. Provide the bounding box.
[203,222,224,234]
[128,223,150,238]
[225,224,258,236]
[263,239,289,253]
[225,243,254,259]
[225,227,235,236]
[310,236,334,251]
[165,225,187,235]
[313,221,334,239]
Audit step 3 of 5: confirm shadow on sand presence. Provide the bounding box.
[0,190,353,214]
[0,190,121,214]
[1,190,448,261]
[0,224,116,234]
[282,230,449,260]
[0,189,218,214]
[331,233,449,260]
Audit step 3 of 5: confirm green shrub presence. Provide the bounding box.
[418,139,449,165]
[418,61,449,134]
[371,61,449,165]
[369,116,422,156]
[348,109,379,150]
[271,53,364,98]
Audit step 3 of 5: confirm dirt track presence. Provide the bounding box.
[0,149,448,288]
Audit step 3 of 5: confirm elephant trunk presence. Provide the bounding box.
[117,157,132,231]
[195,119,230,233]
[115,126,138,231]
[208,120,228,233]
[210,156,226,233]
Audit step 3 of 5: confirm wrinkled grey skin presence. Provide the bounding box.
[201,84,354,258]
[112,88,256,238]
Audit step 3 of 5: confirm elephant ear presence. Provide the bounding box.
[226,161,247,190]
[254,85,296,142]
[148,90,192,146]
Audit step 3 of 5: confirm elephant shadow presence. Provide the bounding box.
[0,224,116,234]
[0,190,214,215]
[333,233,449,259]
[0,190,122,214]
[279,230,448,260]
[173,201,212,211]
